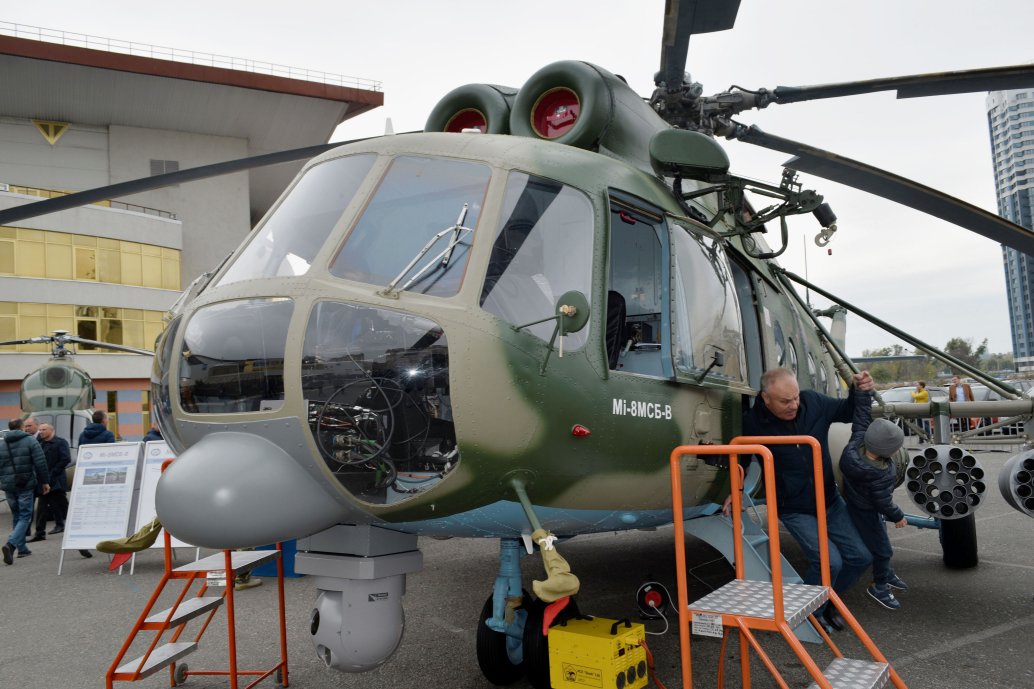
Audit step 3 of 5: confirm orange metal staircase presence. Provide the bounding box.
[668,436,908,689]
[105,534,289,689]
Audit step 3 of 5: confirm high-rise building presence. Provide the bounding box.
[987,88,1034,372]
[0,23,383,437]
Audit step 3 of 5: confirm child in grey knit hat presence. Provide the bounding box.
[839,397,910,609]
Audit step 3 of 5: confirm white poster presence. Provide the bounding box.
[62,443,142,551]
[135,441,193,548]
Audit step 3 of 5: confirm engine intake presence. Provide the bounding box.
[424,83,517,134]
[509,60,667,171]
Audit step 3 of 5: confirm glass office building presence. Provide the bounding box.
[988,88,1034,371]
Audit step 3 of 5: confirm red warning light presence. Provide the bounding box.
[444,108,487,133]
[571,424,592,437]
[531,87,580,139]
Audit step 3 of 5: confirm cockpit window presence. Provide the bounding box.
[479,172,594,349]
[669,223,746,382]
[216,154,375,287]
[329,156,490,296]
[301,301,456,504]
[178,298,292,413]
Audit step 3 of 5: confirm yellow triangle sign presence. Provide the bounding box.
[32,119,70,145]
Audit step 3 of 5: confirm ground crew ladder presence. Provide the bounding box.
[106,543,288,688]
[106,460,288,689]
[669,436,907,689]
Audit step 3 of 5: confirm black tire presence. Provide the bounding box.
[476,594,525,686]
[940,513,978,569]
[522,598,552,689]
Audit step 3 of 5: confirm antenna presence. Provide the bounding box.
[803,232,810,307]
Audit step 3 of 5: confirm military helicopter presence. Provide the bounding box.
[0,330,152,450]
[6,0,1034,685]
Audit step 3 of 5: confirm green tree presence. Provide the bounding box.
[984,351,1015,373]
[870,364,894,384]
[944,337,988,372]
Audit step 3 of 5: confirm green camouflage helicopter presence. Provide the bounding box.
[6,0,1034,684]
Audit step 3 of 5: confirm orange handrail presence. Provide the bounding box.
[731,435,831,590]
[671,436,908,689]
[670,443,775,689]
[671,440,825,688]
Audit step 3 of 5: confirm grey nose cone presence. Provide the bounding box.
[156,432,345,548]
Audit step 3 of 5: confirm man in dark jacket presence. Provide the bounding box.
[839,392,909,610]
[78,409,116,446]
[74,410,113,561]
[1,418,50,564]
[736,367,874,632]
[34,422,72,537]
[142,422,163,442]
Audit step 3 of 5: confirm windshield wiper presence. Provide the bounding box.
[380,203,473,297]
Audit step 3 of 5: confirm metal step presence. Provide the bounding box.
[805,657,890,689]
[745,532,769,549]
[681,513,823,644]
[143,596,223,628]
[114,641,197,679]
[173,550,279,575]
[689,579,829,629]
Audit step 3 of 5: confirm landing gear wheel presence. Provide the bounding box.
[476,594,525,685]
[522,598,551,689]
[940,513,978,569]
[173,662,188,686]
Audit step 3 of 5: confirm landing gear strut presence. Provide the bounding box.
[476,593,525,685]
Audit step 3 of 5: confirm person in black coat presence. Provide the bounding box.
[839,390,909,610]
[34,423,71,536]
[142,422,163,442]
[1,418,50,563]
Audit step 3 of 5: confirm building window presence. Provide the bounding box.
[0,227,180,289]
[0,302,166,352]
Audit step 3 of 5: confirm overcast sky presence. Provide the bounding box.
[4,0,1033,357]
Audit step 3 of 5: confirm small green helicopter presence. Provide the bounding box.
[5,0,1034,684]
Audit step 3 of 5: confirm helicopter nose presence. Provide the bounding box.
[156,432,347,549]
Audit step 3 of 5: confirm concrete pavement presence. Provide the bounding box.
[1,446,1032,688]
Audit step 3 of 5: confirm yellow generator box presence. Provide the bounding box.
[547,616,648,689]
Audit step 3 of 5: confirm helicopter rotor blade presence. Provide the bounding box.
[0,337,53,347]
[736,125,1034,255]
[0,134,391,227]
[62,336,155,357]
[658,0,741,89]
[768,63,1034,106]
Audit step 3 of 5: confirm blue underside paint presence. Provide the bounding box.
[386,501,720,538]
